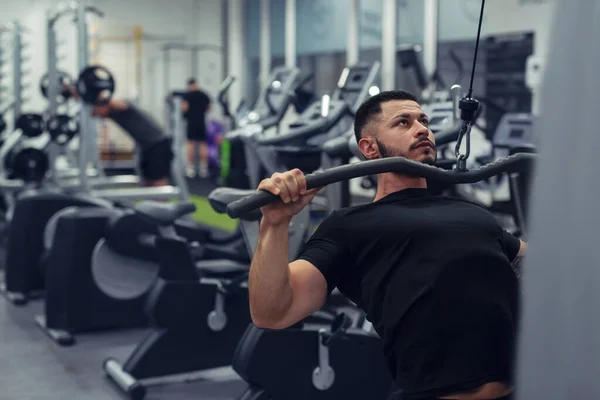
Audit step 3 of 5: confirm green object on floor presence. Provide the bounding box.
[188,194,238,232]
[220,139,231,181]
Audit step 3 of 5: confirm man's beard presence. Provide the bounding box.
[375,138,436,165]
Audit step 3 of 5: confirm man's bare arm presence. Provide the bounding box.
[511,240,527,279]
[249,221,328,329]
[181,100,189,113]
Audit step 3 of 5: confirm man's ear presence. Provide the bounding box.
[358,136,380,160]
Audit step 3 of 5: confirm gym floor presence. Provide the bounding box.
[0,280,248,399]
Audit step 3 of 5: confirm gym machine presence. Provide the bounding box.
[33,198,212,345]
[222,66,311,188]
[208,189,394,400]
[1,0,183,305]
[30,83,244,342]
[240,62,380,193]
[212,142,536,400]
[99,191,311,399]
[42,2,106,186]
[101,177,363,398]
[39,1,189,199]
[232,313,393,399]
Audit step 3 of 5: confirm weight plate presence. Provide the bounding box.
[11,147,49,182]
[16,113,45,138]
[76,65,115,105]
[40,71,73,103]
[47,114,78,145]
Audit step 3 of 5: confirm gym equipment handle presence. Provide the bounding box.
[226,153,536,218]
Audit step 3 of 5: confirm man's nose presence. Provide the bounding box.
[414,123,430,138]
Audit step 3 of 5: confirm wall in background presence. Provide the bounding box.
[244,0,557,58]
[485,0,556,57]
[91,0,225,126]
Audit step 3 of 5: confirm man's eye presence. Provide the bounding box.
[421,119,429,126]
[397,120,408,126]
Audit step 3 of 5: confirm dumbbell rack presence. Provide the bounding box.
[0,21,27,134]
[0,22,43,220]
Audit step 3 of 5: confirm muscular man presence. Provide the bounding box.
[181,78,211,177]
[250,90,526,400]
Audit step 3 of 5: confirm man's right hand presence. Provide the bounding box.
[258,169,320,226]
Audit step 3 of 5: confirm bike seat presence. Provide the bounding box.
[202,239,251,263]
[133,201,196,226]
[208,188,262,221]
[196,259,249,279]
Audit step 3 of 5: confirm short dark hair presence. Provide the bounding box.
[353,90,418,143]
[187,78,197,86]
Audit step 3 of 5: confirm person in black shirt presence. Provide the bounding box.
[249,90,527,400]
[89,99,173,187]
[65,83,174,187]
[182,78,211,177]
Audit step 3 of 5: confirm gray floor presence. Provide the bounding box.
[0,296,247,400]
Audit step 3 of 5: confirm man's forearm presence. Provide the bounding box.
[248,220,293,326]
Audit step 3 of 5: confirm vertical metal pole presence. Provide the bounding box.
[134,25,142,102]
[227,0,245,111]
[0,31,3,110]
[423,0,439,79]
[347,0,360,65]
[47,16,59,116]
[284,0,296,67]
[12,21,22,122]
[259,0,271,87]
[191,46,199,80]
[163,47,170,96]
[171,96,188,189]
[47,13,60,183]
[77,0,92,191]
[381,0,396,91]
[221,0,229,86]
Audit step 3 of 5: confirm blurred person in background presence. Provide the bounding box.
[181,78,211,178]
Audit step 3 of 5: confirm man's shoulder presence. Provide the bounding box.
[195,90,210,100]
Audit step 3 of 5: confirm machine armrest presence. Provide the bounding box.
[208,188,263,221]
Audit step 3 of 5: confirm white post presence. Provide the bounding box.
[423,0,438,78]
[227,0,246,110]
[347,0,360,65]
[381,0,396,90]
[285,0,296,67]
[260,0,271,86]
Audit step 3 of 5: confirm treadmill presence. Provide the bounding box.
[224,66,313,188]
[240,62,381,190]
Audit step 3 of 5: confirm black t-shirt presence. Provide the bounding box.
[297,188,521,400]
[184,90,210,128]
[109,102,168,150]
